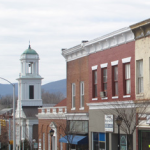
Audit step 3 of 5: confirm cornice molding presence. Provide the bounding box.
[62,27,134,62]
[87,100,134,110]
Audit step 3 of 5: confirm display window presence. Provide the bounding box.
[92,132,106,150]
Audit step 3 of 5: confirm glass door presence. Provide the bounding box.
[120,135,127,150]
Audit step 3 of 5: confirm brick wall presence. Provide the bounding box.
[38,119,67,150]
[67,56,89,113]
[89,41,135,102]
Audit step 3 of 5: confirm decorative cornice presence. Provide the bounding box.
[86,100,134,110]
[62,27,134,62]
[21,100,42,106]
[130,20,150,40]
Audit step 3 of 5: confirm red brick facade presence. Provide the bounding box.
[38,119,67,150]
[67,56,89,113]
[89,41,135,102]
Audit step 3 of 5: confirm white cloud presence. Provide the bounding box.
[0,0,149,85]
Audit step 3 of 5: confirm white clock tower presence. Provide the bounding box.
[16,44,43,148]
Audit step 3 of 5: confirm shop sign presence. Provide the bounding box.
[146,115,150,124]
[105,115,113,132]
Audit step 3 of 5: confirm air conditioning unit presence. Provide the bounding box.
[100,91,105,98]
[100,91,106,98]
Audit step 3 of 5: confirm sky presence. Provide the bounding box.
[0,0,150,85]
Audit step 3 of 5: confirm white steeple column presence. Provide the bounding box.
[27,124,33,142]
[17,45,43,107]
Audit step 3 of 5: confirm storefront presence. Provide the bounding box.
[59,135,88,150]
[88,107,137,150]
[59,120,89,150]
[92,132,127,150]
[138,130,150,150]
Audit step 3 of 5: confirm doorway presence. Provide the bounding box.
[139,130,150,150]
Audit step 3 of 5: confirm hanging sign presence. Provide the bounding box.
[105,115,113,132]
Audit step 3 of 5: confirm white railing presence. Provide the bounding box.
[39,107,67,114]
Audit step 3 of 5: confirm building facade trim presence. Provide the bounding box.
[62,28,134,62]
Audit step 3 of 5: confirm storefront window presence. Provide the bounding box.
[69,121,88,133]
[93,132,98,150]
[92,132,105,150]
[139,130,150,150]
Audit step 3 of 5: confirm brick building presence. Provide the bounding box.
[37,99,67,150]
[130,19,150,150]
[38,19,150,150]
[86,27,136,150]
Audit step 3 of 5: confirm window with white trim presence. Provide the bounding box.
[72,83,75,108]
[93,70,97,98]
[80,82,84,108]
[124,63,131,95]
[102,68,107,97]
[112,66,118,96]
[137,60,143,94]
[48,133,50,150]
[43,133,45,150]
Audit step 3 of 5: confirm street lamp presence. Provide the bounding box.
[49,129,54,150]
[0,77,16,150]
[116,115,123,150]
[33,139,36,150]
[21,138,24,150]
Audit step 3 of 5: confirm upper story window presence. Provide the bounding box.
[112,66,118,96]
[124,63,131,95]
[69,120,88,133]
[28,62,33,74]
[29,85,34,99]
[102,68,107,97]
[80,82,84,108]
[93,70,97,98]
[72,83,76,108]
[137,60,143,94]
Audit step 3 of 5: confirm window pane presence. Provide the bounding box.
[73,96,75,107]
[126,80,131,94]
[81,95,84,107]
[72,83,76,108]
[103,68,107,82]
[104,83,107,91]
[125,64,130,79]
[137,60,143,94]
[73,84,75,96]
[138,77,143,93]
[29,85,34,99]
[139,60,143,76]
[94,85,97,97]
[94,71,97,84]
[81,82,84,95]
[115,82,118,95]
[114,66,118,81]
[99,142,105,149]
[93,133,98,150]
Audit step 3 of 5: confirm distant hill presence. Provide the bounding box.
[0,79,66,97]
[42,79,66,97]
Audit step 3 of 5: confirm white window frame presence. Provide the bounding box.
[137,60,143,94]
[125,63,131,95]
[72,83,76,109]
[43,133,45,150]
[48,133,50,150]
[80,82,84,109]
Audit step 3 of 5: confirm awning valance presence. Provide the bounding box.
[59,135,88,145]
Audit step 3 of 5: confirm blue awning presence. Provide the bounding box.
[59,135,88,145]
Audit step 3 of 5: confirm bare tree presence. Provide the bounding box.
[47,113,88,150]
[42,89,65,104]
[102,100,150,150]
[0,119,9,150]
[0,95,17,109]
